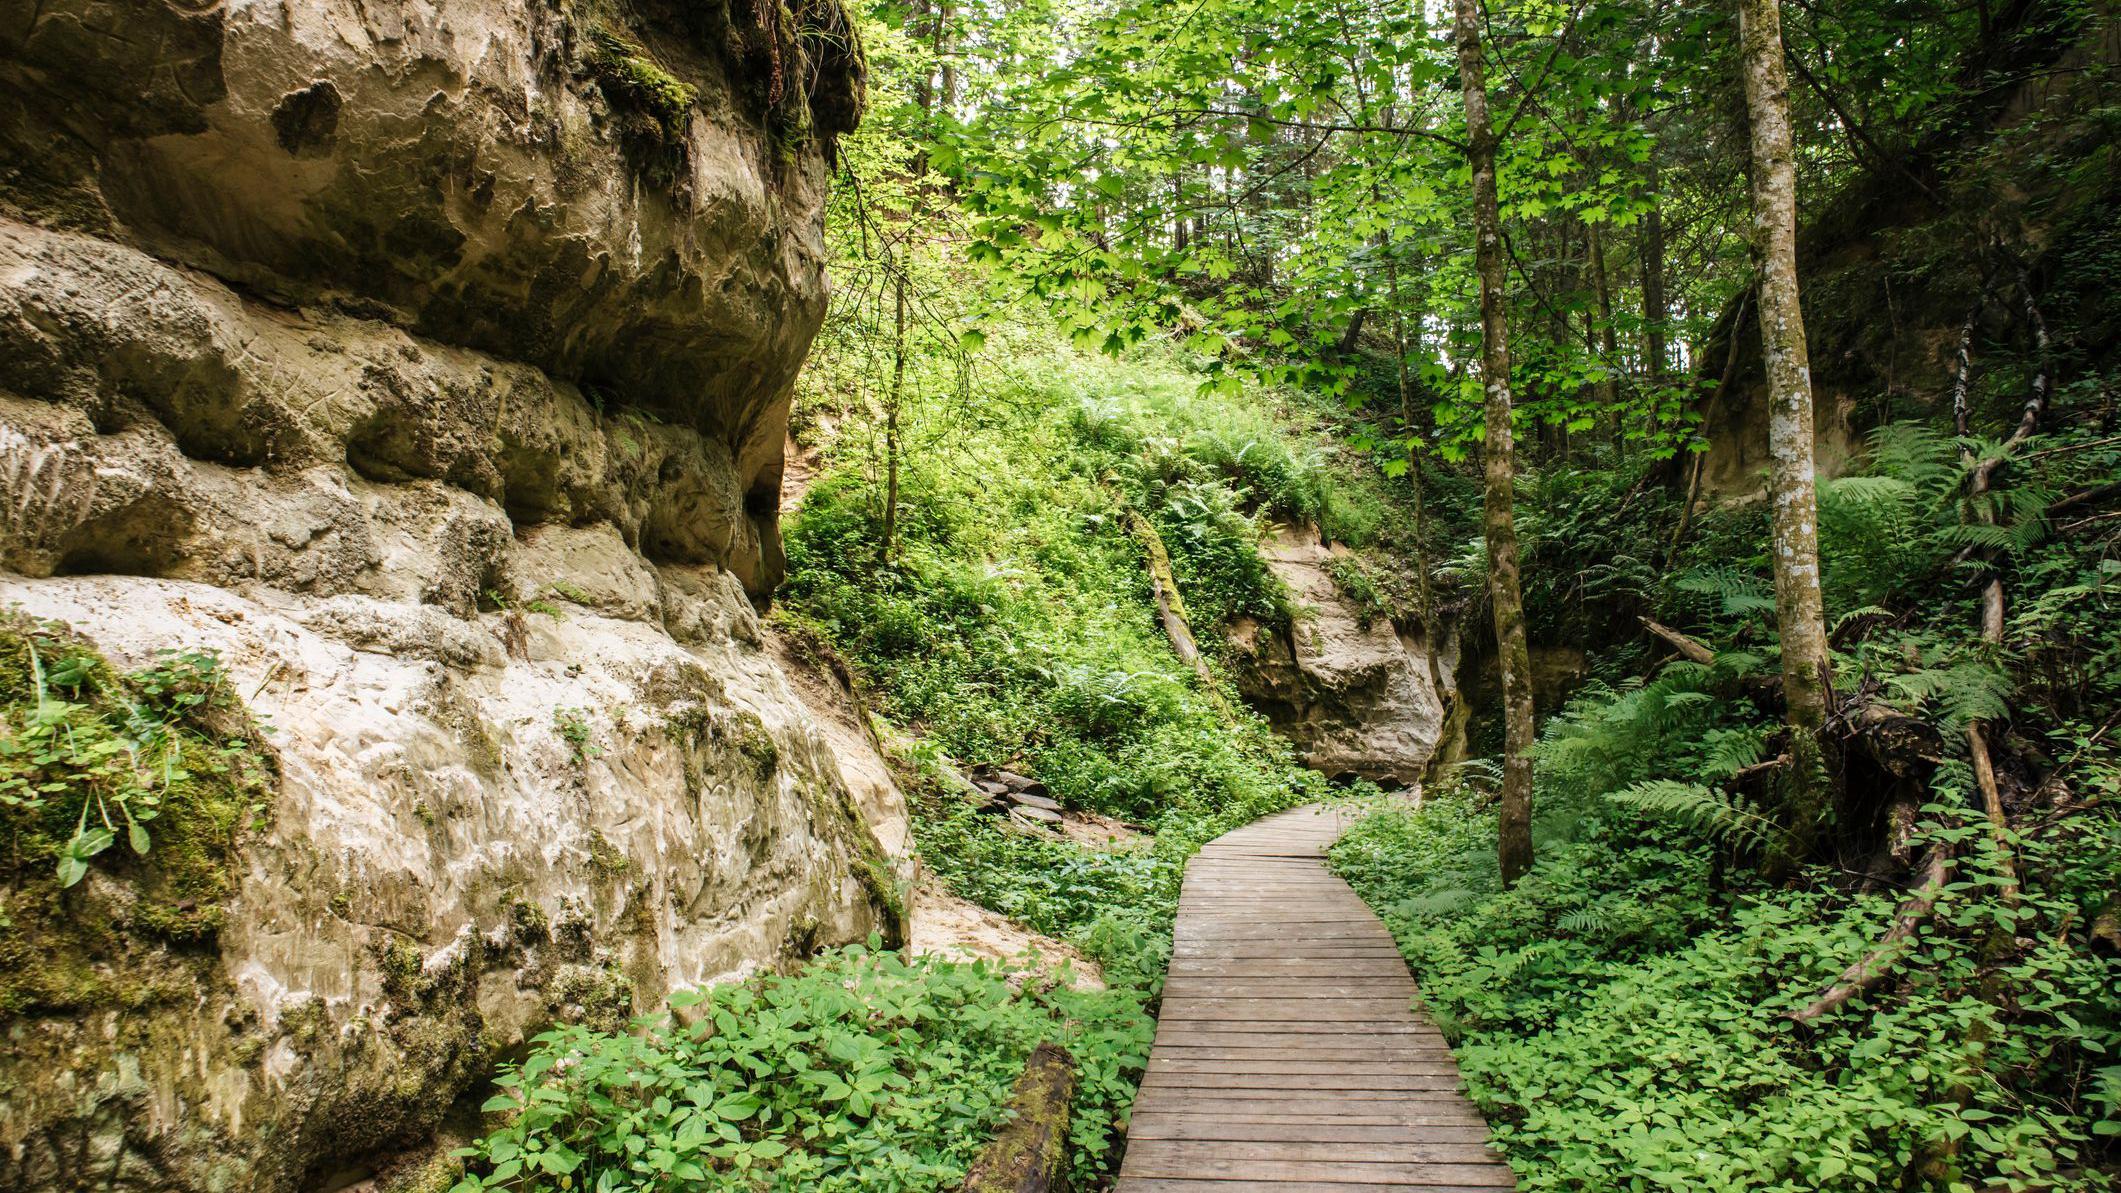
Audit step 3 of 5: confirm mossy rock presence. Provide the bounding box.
[0,611,276,1018]
[583,26,697,145]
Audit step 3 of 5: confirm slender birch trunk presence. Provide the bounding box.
[1454,0,1537,887]
[1738,0,1834,862]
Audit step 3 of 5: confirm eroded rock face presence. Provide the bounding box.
[1,0,865,589]
[0,0,888,1188]
[1227,527,1449,787]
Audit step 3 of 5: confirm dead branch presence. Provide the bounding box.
[1786,845,1953,1025]
[2059,509,2121,535]
[1949,274,2050,907]
[1640,616,1717,665]
[2050,481,2121,517]
[2020,434,2121,463]
[1731,754,1791,784]
[1120,505,1225,701]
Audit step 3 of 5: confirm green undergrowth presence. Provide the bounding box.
[1335,788,2119,1191]
[1329,408,2121,1191]
[449,941,1152,1193]
[781,330,1377,968]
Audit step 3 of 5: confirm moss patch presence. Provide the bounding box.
[0,611,276,1017]
[584,27,697,145]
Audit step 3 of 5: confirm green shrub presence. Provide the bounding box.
[1332,785,2121,1192]
[450,942,1152,1192]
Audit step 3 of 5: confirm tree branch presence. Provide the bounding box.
[1641,617,1716,665]
[1785,845,1953,1025]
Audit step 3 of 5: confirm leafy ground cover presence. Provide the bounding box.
[449,943,1152,1192]
[1332,417,2121,1192]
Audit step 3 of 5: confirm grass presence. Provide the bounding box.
[779,328,1365,968]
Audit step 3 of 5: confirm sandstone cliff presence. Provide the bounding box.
[1227,526,1454,788]
[0,2,904,1189]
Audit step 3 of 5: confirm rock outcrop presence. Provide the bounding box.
[0,1,895,1189]
[1227,526,1451,787]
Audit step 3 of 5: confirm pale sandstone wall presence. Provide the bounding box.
[0,1,906,1188]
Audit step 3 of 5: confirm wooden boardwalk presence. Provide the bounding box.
[1116,804,1517,1192]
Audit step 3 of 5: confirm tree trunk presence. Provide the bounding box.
[1738,0,1834,863]
[1384,245,1444,695]
[1587,220,1619,425]
[1455,0,1537,888]
[1640,138,1669,387]
[1126,508,1220,695]
[936,1,957,112]
[960,1043,1076,1193]
[883,268,907,561]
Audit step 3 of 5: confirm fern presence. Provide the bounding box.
[1674,566,1775,618]
[1866,421,1961,499]
[1697,726,1769,781]
[1884,658,2012,731]
[1606,779,1791,854]
[1558,902,1621,937]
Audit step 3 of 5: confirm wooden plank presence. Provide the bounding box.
[1122,1157,1517,1187]
[1148,1059,1463,1077]
[1128,1115,1491,1136]
[1128,1171,1510,1180]
[1138,1073,1466,1093]
[1125,1140,1504,1165]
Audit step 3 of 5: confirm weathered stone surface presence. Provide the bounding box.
[0,569,903,1191]
[0,0,864,593]
[1227,526,1448,787]
[0,220,781,593]
[0,0,883,1188]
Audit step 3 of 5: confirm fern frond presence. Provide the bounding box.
[1606,779,1790,853]
[1831,606,1894,638]
[1674,566,1775,618]
[1940,523,2019,551]
[1866,422,1961,496]
[1885,660,2012,731]
[1698,726,1769,781]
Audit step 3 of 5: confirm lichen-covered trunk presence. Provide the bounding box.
[960,1042,1077,1192]
[1454,0,1537,887]
[1738,0,1834,859]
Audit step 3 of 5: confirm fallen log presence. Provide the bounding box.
[1786,845,1954,1025]
[960,1042,1078,1193]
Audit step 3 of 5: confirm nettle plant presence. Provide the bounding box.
[450,941,1153,1193]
